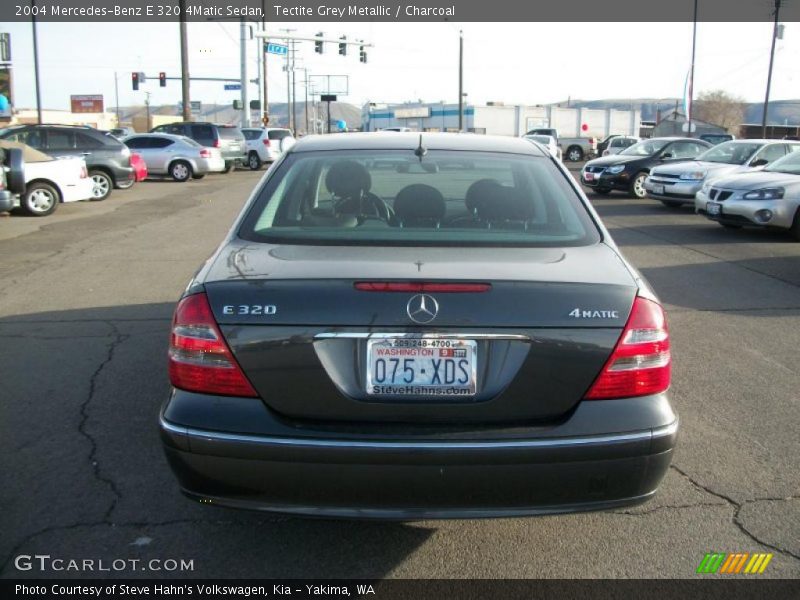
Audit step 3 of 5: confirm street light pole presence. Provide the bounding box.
[458,30,463,132]
[31,0,43,124]
[762,0,782,138]
[687,0,697,138]
[179,0,191,121]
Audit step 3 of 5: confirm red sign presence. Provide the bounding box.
[70,94,104,113]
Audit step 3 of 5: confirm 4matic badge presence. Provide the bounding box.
[568,308,620,319]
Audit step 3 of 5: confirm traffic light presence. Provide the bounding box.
[159,72,166,87]
[315,32,323,54]
[338,36,347,56]
[249,100,260,110]
[233,99,243,110]
[131,72,139,91]
[359,45,367,64]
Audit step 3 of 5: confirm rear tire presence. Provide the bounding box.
[223,161,235,173]
[566,146,584,162]
[170,161,192,182]
[89,170,113,201]
[116,178,135,190]
[628,172,648,199]
[592,187,611,195]
[191,173,206,180]
[21,182,59,216]
[660,200,683,208]
[247,152,262,170]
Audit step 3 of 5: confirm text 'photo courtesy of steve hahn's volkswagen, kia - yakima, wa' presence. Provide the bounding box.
[160,132,678,517]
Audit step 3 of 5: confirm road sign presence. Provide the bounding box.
[70,94,104,113]
[321,94,337,102]
[265,43,288,56]
[190,101,201,114]
[224,83,241,91]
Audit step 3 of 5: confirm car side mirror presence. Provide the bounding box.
[750,158,768,167]
[0,190,14,213]
[660,152,673,160]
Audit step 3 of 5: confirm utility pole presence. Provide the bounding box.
[458,30,463,131]
[261,0,268,124]
[179,0,191,121]
[687,0,697,138]
[114,71,120,125]
[31,0,43,124]
[304,69,309,134]
[240,19,250,128]
[291,42,297,134]
[145,91,151,131]
[762,0,782,138]
[281,28,295,131]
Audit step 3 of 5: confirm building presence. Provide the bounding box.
[651,111,727,138]
[362,102,641,138]
[12,108,118,130]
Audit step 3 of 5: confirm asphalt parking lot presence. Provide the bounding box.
[1,167,798,579]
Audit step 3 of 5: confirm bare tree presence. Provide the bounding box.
[693,90,746,134]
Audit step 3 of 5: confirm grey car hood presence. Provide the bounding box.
[651,160,752,179]
[708,170,800,191]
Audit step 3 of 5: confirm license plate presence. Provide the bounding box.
[707,201,722,216]
[366,337,477,397]
[652,184,665,195]
[584,172,595,182]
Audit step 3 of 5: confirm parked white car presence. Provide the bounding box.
[523,134,562,160]
[0,141,93,216]
[603,136,640,156]
[241,128,295,170]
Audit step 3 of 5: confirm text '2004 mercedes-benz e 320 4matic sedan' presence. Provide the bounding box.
[159,133,678,519]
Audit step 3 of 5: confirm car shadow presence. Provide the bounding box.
[0,302,435,579]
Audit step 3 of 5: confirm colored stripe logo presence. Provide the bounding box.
[697,552,773,574]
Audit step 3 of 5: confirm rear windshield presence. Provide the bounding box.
[242,129,261,141]
[268,129,292,141]
[218,126,243,139]
[239,150,599,247]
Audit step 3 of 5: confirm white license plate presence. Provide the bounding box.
[584,172,595,182]
[366,337,477,397]
[652,184,665,195]
[707,202,722,216]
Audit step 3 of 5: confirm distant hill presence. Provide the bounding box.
[551,98,800,125]
[119,101,362,132]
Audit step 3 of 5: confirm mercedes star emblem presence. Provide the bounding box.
[406,294,439,324]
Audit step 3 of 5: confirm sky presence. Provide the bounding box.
[1,20,798,112]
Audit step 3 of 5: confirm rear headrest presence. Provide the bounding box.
[325,160,371,198]
[465,178,503,213]
[476,187,533,221]
[394,184,446,223]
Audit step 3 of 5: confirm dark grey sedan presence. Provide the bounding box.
[160,133,677,518]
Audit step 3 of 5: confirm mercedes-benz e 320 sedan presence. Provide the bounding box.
[160,133,678,518]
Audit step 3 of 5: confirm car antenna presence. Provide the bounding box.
[414,134,427,161]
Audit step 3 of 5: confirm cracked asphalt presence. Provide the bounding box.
[1,167,798,579]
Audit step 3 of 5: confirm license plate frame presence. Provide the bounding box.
[365,337,477,398]
[652,183,665,195]
[707,201,722,216]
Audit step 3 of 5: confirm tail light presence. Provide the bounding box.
[584,296,670,400]
[199,148,211,158]
[213,139,221,148]
[168,293,258,398]
[80,165,88,178]
[263,138,271,147]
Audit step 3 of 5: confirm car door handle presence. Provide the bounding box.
[81,152,92,156]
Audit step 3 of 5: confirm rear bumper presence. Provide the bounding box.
[160,392,678,519]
